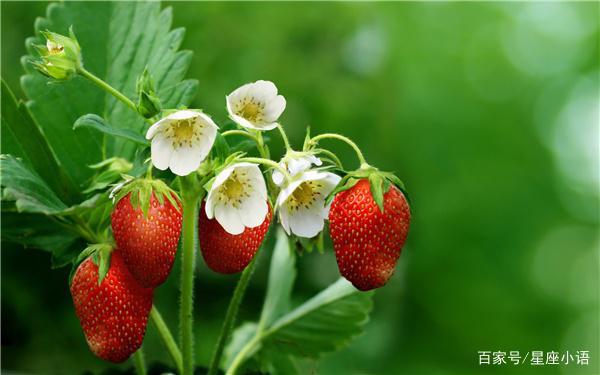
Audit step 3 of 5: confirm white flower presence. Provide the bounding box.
[146,110,218,176]
[272,154,322,186]
[205,163,269,235]
[226,80,286,131]
[276,170,341,238]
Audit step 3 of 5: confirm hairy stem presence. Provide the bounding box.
[221,129,257,141]
[276,124,292,151]
[179,176,202,375]
[239,157,291,182]
[78,67,137,112]
[150,306,183,374]
[207,257,258,375]
[310,133,368,168]
[133,348,147,375]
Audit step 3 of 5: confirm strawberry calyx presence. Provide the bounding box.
[325,165,408,213]
[111,177,181,218]
[69,243,114,286]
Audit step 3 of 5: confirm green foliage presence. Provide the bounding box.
[225,229,373,373]
[0,80,77,200]
[73,114,149,146]
[0,155,68,214]
[21,1,197,193]
[2,1,197,271]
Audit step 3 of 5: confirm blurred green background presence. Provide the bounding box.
[1,1,599,374]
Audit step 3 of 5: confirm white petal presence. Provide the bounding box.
[239,194,268,228]
[150,133,172,170]
[272,169,284,186]
[250,80,278,102]
[242,164,267,198]
[288,157,310,176]
[308,155,323,166]
[289,210,324,238]
[146,118,169,139]
[169,145,203,176]
[229,113,264,130]
[263,95,286,122]
[205,194,216,219]
[215,203,245,235]
[166,109,202,121]
[278,206,292,235]
[276,178,305,208]
[212,165,236,191]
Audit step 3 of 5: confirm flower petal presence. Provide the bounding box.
[263,95,286,122]
[215,203,245,235]
[150,132,173,170]
[146,118,169,139]
[289,209,324,238]
[278,206,292,235]
[169,145,203,176]
[166,109,202,121]
[239,194,268,228]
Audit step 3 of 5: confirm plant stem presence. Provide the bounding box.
[207,257,258,375]
[254,131,271,159]
[276,124,292,151]
[239,157,291,181]
[310,133,369,168]
[225,335,261,375]
[133,348,147,375]
[179,176,202,375]
[150,306,183,374]
[78,67,138,114]
[221,129,257,141]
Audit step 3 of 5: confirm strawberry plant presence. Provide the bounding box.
[1,2,411,374]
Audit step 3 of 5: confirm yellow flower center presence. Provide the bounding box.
[218,171,251,208]
[287,181,323,210]
[235,97,264,123]
[165,118,203,149]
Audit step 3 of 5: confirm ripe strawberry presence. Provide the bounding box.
[111,190,182,288]
[329,178,410,291]
[199,202,272,274]
[70,250,153,363]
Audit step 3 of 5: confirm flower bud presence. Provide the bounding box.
[136,68,162,118]
[32,27,82,81]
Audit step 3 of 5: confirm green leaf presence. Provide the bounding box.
[1,80,79,202]
[223,322,259,369]
[73,114,149,145]
[262,278,373,357]
[1,211,82,268]
[21,2,198,187]
[259,228,297,329]
[0,155,68,214]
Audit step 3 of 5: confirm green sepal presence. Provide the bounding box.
[368,173,385,213]
[136,67,162,118]
[68,243,113,286]
[112,177,181,218]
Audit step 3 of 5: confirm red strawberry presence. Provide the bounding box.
[111,191,182,288]
[70,250,153,363]
[199,202,272,274]
[329,178,410,291]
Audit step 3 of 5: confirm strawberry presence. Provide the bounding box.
[199,202,272,274]
[111,180,182,288]
[70,250,153,363]
[329,178,410,291]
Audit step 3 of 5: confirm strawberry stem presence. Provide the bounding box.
[309,133,369,168]
[276,124,292,151]
[207,256,258,375]
[150,306,183,374]
[132,348,147,375]
[179,175,203,375]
